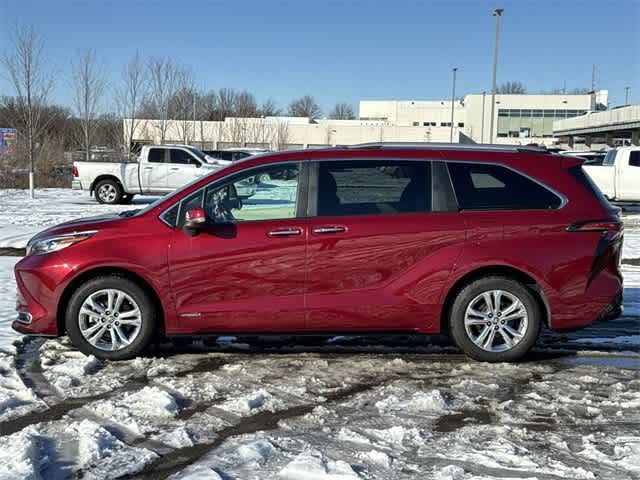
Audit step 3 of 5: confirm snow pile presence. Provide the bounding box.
[220,389,283,416]
[0,426,46,480]
[278,450,361,480]
[374,389,450,414]
[91,386,180,435]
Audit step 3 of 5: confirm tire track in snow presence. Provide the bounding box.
[126,379,387,480]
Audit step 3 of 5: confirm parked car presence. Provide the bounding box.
[202,148,267,163]
[559,150,607,165]
[15,143,623,362]
[72,144,257,204]
[583,146,640,201]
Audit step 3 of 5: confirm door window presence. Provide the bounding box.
[174,163,301,226]
[148,148,166,163]
[447,162,562,210]
[170,149,200,166]
[316,160,431,216]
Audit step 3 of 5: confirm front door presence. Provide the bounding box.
[305,159,466,332]
[167,148,202,189]
[168,162,308,332]
[141,147,169,193]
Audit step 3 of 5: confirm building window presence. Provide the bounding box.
[440,122,452,127]
[413,121,420,126]
[458,122,464,128]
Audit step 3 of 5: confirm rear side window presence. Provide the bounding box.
[447,162,562,210]
[568,165,612,209]
[629,151,640,167]
[148,148,165,163]
[317,160,431,216]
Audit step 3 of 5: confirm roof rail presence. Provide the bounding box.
[343,142,549,153]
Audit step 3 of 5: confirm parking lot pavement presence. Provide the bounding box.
[0,191,638,479]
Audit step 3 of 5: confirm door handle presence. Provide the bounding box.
[267,227,302,237]
[169,167,180,171]
[143,166,153,170]
[312,225,346,234]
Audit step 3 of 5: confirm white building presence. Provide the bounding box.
[127,90,608,150]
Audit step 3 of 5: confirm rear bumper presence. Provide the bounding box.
[596,290,623,323]
[72,180,83,190]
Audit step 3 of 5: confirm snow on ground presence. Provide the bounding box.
[0,188,638,479]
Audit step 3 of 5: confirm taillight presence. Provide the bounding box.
[71,166,79,177]
[568,218,623,284]
[567,219,623,240]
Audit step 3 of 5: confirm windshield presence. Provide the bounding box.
[603,149,617,166]
[186,147,208,163]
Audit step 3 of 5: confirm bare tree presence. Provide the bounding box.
[273,120,290,151]
[260,99,280,117]
[147,58,179,143]
[234,90,259,117]
[171,68,196,144]
[498,81,527,94]
[288,95,322,120]
[1,25,55,197]
[329,102,356,120]
[115,51,147,158]
[71,49,107,161]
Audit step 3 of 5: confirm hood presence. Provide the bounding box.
[30,213,126,242]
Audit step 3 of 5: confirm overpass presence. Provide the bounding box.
[553,105,640,147]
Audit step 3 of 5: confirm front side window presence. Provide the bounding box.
[447,162,562,210]
[317,160,431,216]
[173,163,300,226]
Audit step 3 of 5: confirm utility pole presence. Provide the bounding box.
[489,8,504,144]
[625,86,631,105]
[481,91,486,143]
[591,64,596,92]
[450,67,458,143]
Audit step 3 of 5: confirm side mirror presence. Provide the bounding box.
[183,207,206,236]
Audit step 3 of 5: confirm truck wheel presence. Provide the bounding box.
[65,275,158,360]
[94,179,123,204]
[448,276,541,362]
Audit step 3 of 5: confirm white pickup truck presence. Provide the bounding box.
[72,144,256,204]
[583,146,640,202]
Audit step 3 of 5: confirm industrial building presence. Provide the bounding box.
[128,90,611,150]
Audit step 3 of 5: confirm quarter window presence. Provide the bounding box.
[447,162,561,210]
[317,160,431,216]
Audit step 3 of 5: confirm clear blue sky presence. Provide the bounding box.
[1,0,638,115]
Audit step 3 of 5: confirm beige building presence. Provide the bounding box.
[127,90,608,150]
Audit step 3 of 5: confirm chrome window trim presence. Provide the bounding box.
[158,160,304,227]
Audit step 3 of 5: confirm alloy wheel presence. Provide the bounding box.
[463,289,528,352]
[78,289,142,351]
[98,184,117,203]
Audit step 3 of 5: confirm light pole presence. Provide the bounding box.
[481,91,486,143]
[489,8,504,144]
[625,86,631,105]
[450,67,458,143]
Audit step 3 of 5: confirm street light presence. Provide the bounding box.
[450,67,458,143]
[489,8,504,144]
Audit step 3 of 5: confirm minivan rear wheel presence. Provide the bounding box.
[65,275,157,360]
[449,276,540,362]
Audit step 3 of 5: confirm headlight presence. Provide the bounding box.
[26,230,97,256]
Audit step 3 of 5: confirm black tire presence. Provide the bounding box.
[448,276,541,362]
[94,178,123,204]
[65,275,158,360]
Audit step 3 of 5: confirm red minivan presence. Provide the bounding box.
[13,144,623,362]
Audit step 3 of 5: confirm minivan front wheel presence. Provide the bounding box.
[65,276,157,360]
[449,276,540,362]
